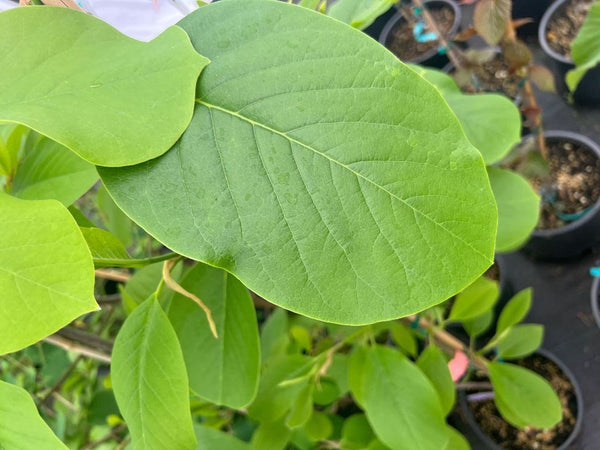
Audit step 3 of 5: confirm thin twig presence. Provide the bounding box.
[43,335,111,364]
[36,355,83,407]
[82,424,127,450]
[96,294,122,305]
[95,269,130,283]
[162,259,218,338]
[456,381,493,390]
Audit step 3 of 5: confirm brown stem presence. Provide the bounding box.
[36,355,83,407]
[82,425,127,450]
[43,334,111,364]
[95,269,130,283]
[456,381,493,390]
[522,79,548,159]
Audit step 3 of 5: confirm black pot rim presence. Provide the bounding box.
[539,0,575,65]
[379,0,461,64]
[529,130,600,238]
[590,276,600,328]
[458,348,584,450]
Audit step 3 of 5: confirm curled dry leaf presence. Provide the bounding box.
[529,65,556,92]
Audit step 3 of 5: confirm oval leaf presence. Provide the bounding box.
[488,361,562,429]
[496,288,532,334]
[416,345,456,416]
[194,425,250,450]
[167,263,260,409]
[496,324,544,359]
[112,297,197,450]
[449,276,499,321]
[567,3,600,91]
[362,346,449,449]
[474,0,511,45]
[100,0,496,325]
[0,194,97,355]
[488,167,539,252]
[0,7,207,167]
[0,380,67,450]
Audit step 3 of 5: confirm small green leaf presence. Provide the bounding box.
[390,322,417,357]
[0,7,208,167]
[328,0,396,29]
[312,377,340,406]
[304,411,333,442]
[168,264,260,409]
[11,135,97,206]
[328,353,350,395]
[101,0,497,326]
[120,262,181,314]
[488,167,539,253]
[260,309,290,363]
[362,346,449,449]
[463,309,494,337]
[496,288,532,334]
[96,184,134,247]
[488,361,562,429]
[286,382,314,428]
[0,194,97,355]
[194,425,250,450]
[348,346,368,406]
[416,345,455,416]
[248,355,311,423]
[341,414,375,449]
[0,380,67,449]
[567,2,600,91]
[0,124,27,177]
[496,324,544,359]
[80,227,130,263]
[449,276,499,321]
[252,420,292,450]
[112,297,197,450]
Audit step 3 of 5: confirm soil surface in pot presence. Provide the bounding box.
[467,354,578,449]
[546,0,595,57]
[452,55,521,99]
[534,139,600,230]
[386,6,454,61]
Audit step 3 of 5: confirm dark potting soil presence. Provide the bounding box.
[546,0,595,57]
[536,139,600,230]
[468,354,578,449]
[386,6,454,62]
[454,55,522,99]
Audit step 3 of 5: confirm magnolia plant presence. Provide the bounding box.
[567,1,600,92]
[0,0,559,448]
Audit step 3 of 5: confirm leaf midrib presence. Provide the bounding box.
[195,99,490,262]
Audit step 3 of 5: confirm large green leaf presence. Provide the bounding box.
[418,68,521,165]
[0,380,67,450]
[328,0,396,30]
[0,194,97,355]
[168,263,260,409]
[567,2,600,91]
[362,346,449,449]
[100,0,496,325]
[112,297,196,450]
[0,7,207,167]
[488,361,562,429]
[11,134,97,206]
[488,167,539,252]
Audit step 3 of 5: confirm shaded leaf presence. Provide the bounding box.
[328,0,396,30]
[0,7,207,166]
[252,420,291,450]
[194,425,250,450]
[390,322,417,357]
[304,411,333,442]
[474,0,511,45]
[567,3,600,91]
[168,264,260,409]
[416,345,455,416]
[449,276,499,321]
[463,309,494,337]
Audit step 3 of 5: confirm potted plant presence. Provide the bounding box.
[539,0,600,105]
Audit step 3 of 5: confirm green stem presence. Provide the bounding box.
[93,252,179,269]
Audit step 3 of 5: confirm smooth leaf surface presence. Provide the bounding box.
[11,134,97,206]
[194,425,250,450]
[0,194,97,355]
[496,288,532,334]
[390,322,417,357]
[488,167,539,252]
[80,227,130,263]
[101,0,496,325]
[418,67,521,165]
[496,324,543,359]
[362,346,449,449]
[168,263,260,409]
[463,309,493,337]
[112,297,196,450]
[0,7,207,167]
[328,0,396,29]
[260,308,290,363]
[0,124,27,178]
[0,380,67,450]
[488,361,562,429]
[567,2,600,91]
[416,345,455,416]
[449,276,499,321]
[120,262,181,314]
[252,420,292,450]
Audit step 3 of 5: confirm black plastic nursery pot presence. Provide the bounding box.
[590,276,600,328]
[362,4,399,40]
[523,131,600,260]
[379,0,461,69]
[513,0,554,36]
[539,0,600,105]
[457,349,583,450]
